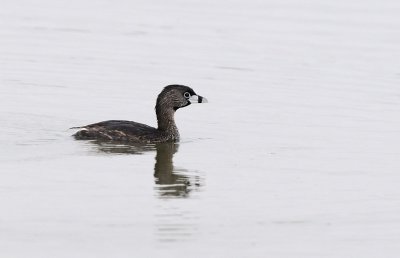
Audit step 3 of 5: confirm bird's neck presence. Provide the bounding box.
[156,109,179,140]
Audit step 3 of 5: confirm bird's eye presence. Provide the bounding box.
[184,92,191,99]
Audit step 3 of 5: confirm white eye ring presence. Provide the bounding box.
[184,92,191,99]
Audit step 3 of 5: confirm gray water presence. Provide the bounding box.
[1,0,400,257]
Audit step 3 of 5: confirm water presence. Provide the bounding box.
[1,0,400,257]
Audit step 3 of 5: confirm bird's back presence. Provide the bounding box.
[73,120,161,142]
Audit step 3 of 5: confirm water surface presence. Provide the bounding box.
[1,0,400,257]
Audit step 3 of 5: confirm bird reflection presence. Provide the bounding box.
[85,140,202,198]
[154,143,202,198]
[87,140,156,154]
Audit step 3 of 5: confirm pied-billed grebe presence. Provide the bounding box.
[72,85,207,143]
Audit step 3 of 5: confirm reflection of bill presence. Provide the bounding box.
[154,143,202,198]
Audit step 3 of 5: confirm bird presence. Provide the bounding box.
[71,84,207,143]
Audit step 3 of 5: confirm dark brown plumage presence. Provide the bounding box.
[72,85,207,143]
